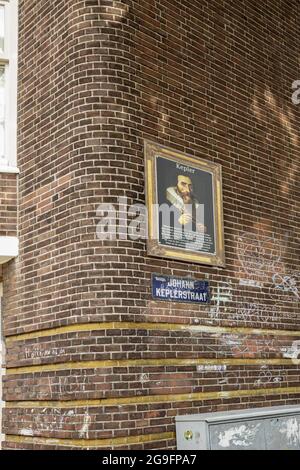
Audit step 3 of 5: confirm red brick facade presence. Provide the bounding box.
[0,173,18,238]
[1,0,300,449]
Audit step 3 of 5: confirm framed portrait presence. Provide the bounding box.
[145,141,225,267]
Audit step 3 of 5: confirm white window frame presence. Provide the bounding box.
[0,0,18,171]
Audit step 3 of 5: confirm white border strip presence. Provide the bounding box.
[0,166,19,173]
[0,236,18,263]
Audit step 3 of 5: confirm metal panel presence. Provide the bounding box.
[176,406,300,450]
[176,405,300,423]
[210,420,265,450]
[176,421,208,450]
[266,415,300,450]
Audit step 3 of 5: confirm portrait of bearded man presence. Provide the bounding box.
[166,174,206,234]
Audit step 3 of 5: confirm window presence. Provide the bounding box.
[0,66,4,162]
[0,0,18,169]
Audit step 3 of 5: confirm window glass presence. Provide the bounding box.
[0,66,5,163]
[0,1,17,167]
[0,5,4,55]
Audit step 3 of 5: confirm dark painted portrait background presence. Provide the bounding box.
[155,155,216,254]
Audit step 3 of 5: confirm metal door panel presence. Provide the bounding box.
[210,420,265,450]
[266,415,300,450]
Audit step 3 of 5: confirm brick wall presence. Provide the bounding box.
[2,0,300,449]
[0,173,18,238]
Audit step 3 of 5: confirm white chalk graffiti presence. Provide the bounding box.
[57,373,88,396]
[20,428,33,436]
[206,333,279,359]
[79,409,92,439]
[270,272,299,303]
[230,303,275,323]
[254,365,285,387]
[236,232,298,313]
[16,408,93,436]
[236,233,282,282]
[279,418,300,446]
[281,341,300,359]
[209,280,233,319]
[197,365,227,372]
[24,347,65,360]
[231,300,298,323]
[217,371,238,385]
[218,423,262,448]
[239,279,263,288]
[139,373,150,384]
[35,408,75,433]
[37,373,88,400]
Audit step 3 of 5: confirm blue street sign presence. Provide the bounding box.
[152,274,210,304]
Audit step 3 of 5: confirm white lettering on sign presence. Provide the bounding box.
[167,278,195,289]
[176,163,196,174]
[155,287,207,302]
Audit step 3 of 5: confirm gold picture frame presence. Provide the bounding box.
[145,141,225,267]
